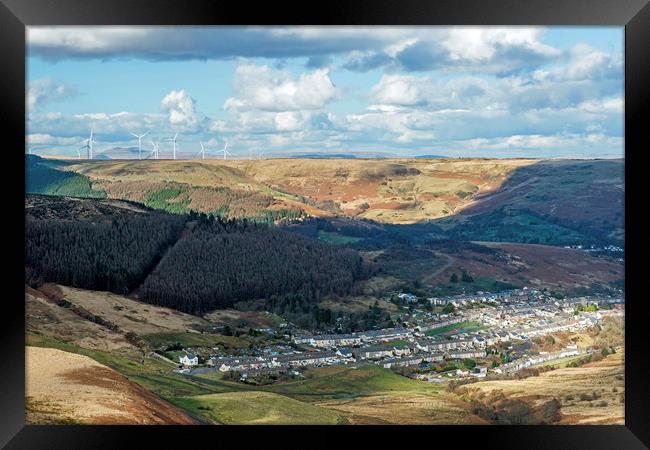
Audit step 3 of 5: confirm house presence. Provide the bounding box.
[420,352,445,363]
[179,353,199,367]
[472,366,488,378]
[448,350,486,359]
[353,345,394,360]
[358,328,411,343]
[398,293,418,303]
[393,346,412,357]
[382,356,423,369]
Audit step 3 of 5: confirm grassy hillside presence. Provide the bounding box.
[26,156,105,198]
[174,391,347,425]
[441,159,624,245]
[455,349,625,425]
[29,156,624,245]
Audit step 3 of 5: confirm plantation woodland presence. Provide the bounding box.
[26,200,365,315]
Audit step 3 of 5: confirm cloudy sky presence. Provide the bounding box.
[26,26,623,159]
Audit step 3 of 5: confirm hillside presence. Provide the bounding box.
[26,196,366,319]
[454,349,625,425]
[26,346,199,424]
[26,194,152,220]
[28,155,624,246]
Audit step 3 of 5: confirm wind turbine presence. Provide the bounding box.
[196,142,208,160]
[130,131,149,160]
[219,141,233,160]
[165,133,178,160]
[81,130,95,159]
[149,140,160,160]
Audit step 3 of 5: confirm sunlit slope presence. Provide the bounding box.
[44,156,623,241]
[26,346,199,425]
[64,157,537,222]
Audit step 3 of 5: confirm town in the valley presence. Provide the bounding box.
[169,288,624,385]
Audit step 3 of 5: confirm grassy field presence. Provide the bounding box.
[174,391,348,424]
[56,285,209,335]
[425,320,483,336]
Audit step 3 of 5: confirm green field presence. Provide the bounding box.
[173,391,348,424]
[425,320,483,337]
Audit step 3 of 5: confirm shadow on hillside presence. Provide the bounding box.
[288,159,624,247]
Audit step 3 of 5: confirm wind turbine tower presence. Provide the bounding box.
[197,142,208,160]
[150,140,160,159]
[130,131,149,160]
[219,141,232,160]
[81,130,95,159]
[165,133,178,160]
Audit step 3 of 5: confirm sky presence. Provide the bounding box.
[26,26,624,159]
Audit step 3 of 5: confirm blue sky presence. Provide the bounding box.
[26,26,623,159]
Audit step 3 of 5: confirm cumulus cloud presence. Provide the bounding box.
[160,89,203,129]
[369,75,423,106]
[224,63,337,112]
[29,110,167,142]
[443,28,560,63]
[27,77,77,111]
[27,133,79,146]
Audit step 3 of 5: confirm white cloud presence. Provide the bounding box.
[27,133,79,145]
[225,63,337,112]
[561,43,621,80]
[160,89,202,129]
[443,28,560,62]
[369,75,422,106]
[27,77,76,111]
[26,27,623,159]
[28,27,148,53]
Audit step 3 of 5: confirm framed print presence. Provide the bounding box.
[1,0,648,448]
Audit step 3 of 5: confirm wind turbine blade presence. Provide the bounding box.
[142,131,150,138]
[174,132,178,140]
[130,132,139,138]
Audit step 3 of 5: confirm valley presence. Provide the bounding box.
[24,156,625,425]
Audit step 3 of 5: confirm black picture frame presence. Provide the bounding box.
[2,0,648,448]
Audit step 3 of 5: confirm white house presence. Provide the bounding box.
[179,353,199,367]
